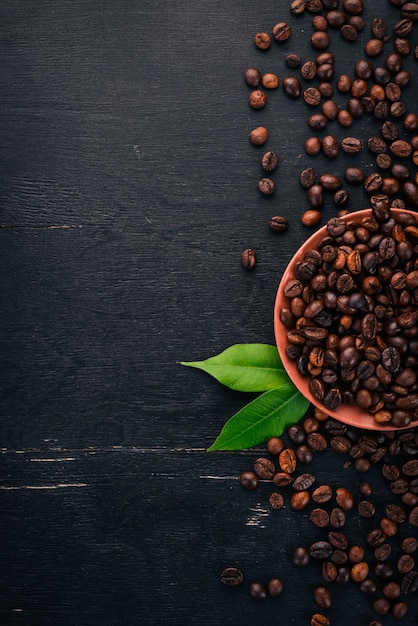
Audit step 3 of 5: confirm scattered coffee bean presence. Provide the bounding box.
[221,567,244,586]
[241,248,257,270]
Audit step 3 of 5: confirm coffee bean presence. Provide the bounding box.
[311,614,330,626]
[313,586,332,608]
[249,581,267,600]
[358,500,375,517]
[244,67,261,87]
[310,508,330,527]
[249,89,267,110]
[283,76,302,99]
[293,546,310,567]
[254,457,275,479]
[221,567,244,586]
[258,177,275,195]
[279,448,297,473]
[268,492,285,510]
[330,507,346,528]
[402,538,418,554]
[267,578,284,597]
[241,248,257,270]
[254,32,271,50]
[322,561,337,582]
[293,472,315,491]
[239,471,259,490]
[310,541,333,559]
[398,554,415,574]
[401,3,418,20]
[302,210,322,227]
[261,150,278,172]
[269,215,288,232]
[311,31,330,50]
[249,126,268,145]
[285,52,302,68]
[272,22,291,42]
[262,73,279,89]
[408,506,418,526]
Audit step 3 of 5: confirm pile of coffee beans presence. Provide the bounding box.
[281,207,418,426]
[241,0,418,268]
[223,409,418,623]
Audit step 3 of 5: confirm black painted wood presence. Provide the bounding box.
[1,1,418,624]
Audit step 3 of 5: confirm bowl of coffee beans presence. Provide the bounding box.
[275,207,418,431]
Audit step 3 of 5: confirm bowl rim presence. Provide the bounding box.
[274,208,418,432]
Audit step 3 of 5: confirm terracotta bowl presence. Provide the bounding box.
[274,208,418,431]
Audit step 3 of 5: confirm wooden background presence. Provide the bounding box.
[1,1,418,624]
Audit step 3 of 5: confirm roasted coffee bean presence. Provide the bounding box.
[398,554,415,574]
[372,17,387,39]
[365,38,384,57]
[341,24,358,41]
[305,136,322,155]
[409,506,418,526]
[290,491,311,511]
[293,546,310,567]
[392,602,408,619]
[221,567,244,586]
[401,570,418,594]
[240,471,259,490]
[267,578,284,597]
[310,508,330,527]
[345,167,365,185]
[249,89,267,109]
[293,472,315,491]
[322,135,339,158]
[310,541,333,559]
[273,471,292,487]
[358,500,375,517]
[330,507,346,528]
[279,448,297,473]
[300,167,316,188]
[390,139,412,158]
[312,485,332,504]
[254,32,271,50]
[244,67,261,87]
[249,126,268,145]
[351,562,369,582]
[311,614,330,626]
[360,578,376,595]
[268,492,285,510]
[386,503,406,522]
[241,248,257,269]
[308,114,328,130]
[262,73,279,89]
[272,22,291,42]
[286,52,302,68]
[313,586,332,609]
[249,581,268,600]
[254,457,275,480]
[328,531,348,550]
[401,3,418,20]
[341,137,362,153]
[261,150,278,172]
[375,543,391,562]
[311,31,330,50]
[258,177,275,195]
[269,215,288,232]
[301,61,317,81]
[373,598,390,615]
[283,75,302,99]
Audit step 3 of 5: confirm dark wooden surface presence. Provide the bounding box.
[1,1,418,624]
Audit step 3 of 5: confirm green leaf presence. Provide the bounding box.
[180,344,288,392]
[207,384,309,451]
